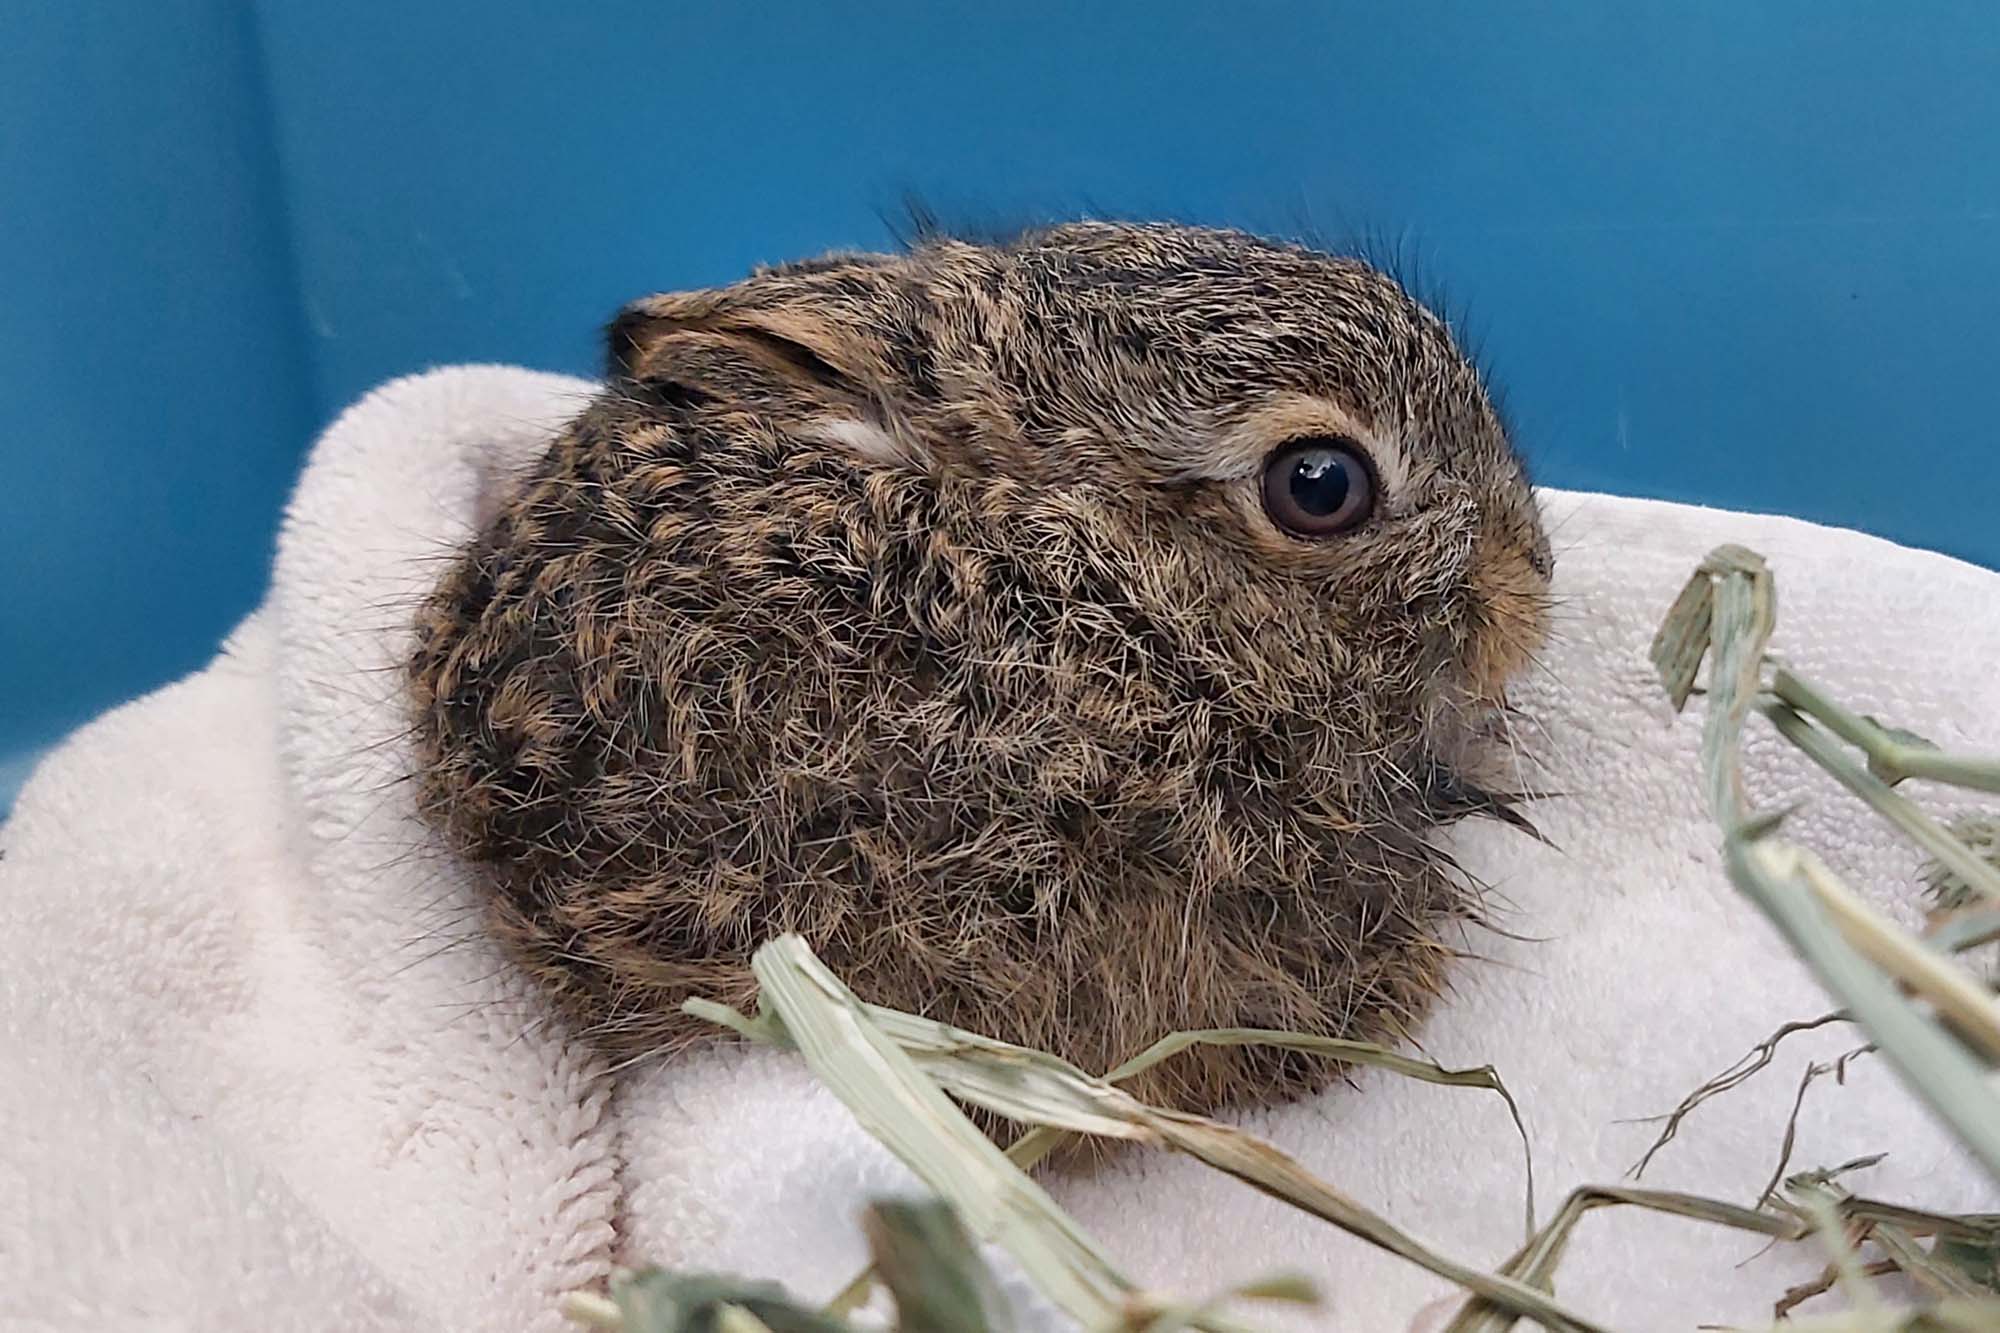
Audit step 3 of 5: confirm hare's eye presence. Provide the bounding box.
[1260,438,1375,538]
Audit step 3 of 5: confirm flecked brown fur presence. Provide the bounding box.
[406,220,1553,1130]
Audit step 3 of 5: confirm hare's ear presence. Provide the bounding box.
[603,289,861,400]
[605,290,724,379]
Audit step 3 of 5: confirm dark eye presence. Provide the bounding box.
[1259,437,1376,538]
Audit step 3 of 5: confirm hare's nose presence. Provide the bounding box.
[1529,528,1554,582]
[1462,511,1555,701]
[1484,492,1554,586]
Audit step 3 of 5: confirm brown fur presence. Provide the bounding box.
[406,221,1553,1133]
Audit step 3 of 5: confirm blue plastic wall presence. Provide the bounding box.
[5,2,1998,812]
[2,1,314,809]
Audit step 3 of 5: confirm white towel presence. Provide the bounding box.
[3,364,1995,1333]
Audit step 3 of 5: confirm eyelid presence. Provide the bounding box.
[1176,396,1408,503]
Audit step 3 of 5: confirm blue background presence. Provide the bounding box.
[4,1,1997,811]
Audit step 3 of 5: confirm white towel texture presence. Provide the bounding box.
[4,365,1995,1333]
